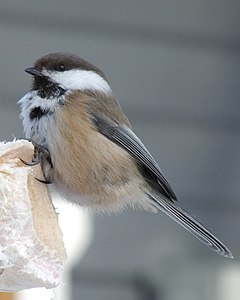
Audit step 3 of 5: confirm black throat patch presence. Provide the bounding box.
[34,77,66,99]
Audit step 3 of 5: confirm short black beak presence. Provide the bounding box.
[25,67,44,78]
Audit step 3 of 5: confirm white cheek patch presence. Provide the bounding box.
[42,69,112,94]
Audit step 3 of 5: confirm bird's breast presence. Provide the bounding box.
[50,93,143,206]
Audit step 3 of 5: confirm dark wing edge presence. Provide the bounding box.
[92,113,177,201]
[148,192,233,258]
[92,114,233,258]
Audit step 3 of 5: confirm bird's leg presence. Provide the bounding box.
[37,153,54,184]
[20,139,53,184]
[20,139,49,166]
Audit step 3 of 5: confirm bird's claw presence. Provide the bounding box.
[20,138,50,167]
[35,177,53,184]
[20,138,53,184]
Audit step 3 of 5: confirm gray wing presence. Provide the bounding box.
[92,114,177,201]
[92,114,233,258]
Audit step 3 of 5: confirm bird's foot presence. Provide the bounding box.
[20,138,53,184]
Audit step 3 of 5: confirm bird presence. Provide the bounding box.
[18,52,232,258]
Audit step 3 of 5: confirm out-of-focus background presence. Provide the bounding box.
[0,1,240,299]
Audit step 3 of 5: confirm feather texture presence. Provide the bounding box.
[147,192,233,258]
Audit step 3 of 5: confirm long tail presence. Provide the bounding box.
[147,193,233,258]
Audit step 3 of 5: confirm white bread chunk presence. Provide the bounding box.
[0,140,67,292]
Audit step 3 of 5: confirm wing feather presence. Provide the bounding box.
[91,113,233,258]
[92,114,177,201]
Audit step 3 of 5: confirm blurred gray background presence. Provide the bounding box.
[0,1,240,299]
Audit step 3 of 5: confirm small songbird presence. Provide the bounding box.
[19,52,232,258]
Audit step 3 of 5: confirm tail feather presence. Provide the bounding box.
[147,193,233,258]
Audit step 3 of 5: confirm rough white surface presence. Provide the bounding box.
[0,140,66,292]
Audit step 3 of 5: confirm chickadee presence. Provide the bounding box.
[19,52,232,258]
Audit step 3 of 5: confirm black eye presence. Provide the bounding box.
[57,64,65,72]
